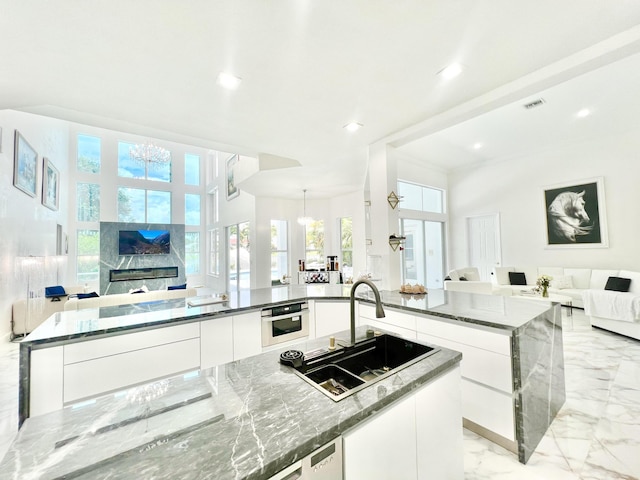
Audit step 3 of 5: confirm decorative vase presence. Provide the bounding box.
[542,285,549,298]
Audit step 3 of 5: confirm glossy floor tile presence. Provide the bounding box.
[0,309,638,479]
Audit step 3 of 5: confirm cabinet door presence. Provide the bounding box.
[343,393,417,480]
[201,317,233,369]
[233,311,262,360]
[315,301,350,338]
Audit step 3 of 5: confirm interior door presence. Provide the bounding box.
[467,214,501,281]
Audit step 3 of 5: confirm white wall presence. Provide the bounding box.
[0,110,70,340]
[448,129,640,271]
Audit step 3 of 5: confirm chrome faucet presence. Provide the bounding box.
[350,279,385,345]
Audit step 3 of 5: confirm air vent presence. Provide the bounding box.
[523,98,545,109]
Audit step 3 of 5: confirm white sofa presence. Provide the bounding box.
[11,286,197,338]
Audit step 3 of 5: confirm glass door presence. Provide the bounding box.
[401,219,444,289]
[227,222,251,292]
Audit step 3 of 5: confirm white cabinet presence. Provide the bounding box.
[359,304,417,339]
[30,347,64,417]
[314,301,351,338]
[343,366,463,480]
[233,311,262,360]
[201,317,233,369]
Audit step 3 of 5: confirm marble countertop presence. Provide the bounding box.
[1,326,462,480]
[23,285,554,347]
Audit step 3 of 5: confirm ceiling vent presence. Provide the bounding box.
[523,98,546,109]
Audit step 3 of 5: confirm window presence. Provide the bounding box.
[227,222,250,291]
[305,220,324,269]
[77,183,100,222]
[271,220,288,286]
[77,229,99,283]
[209,228,220,276]
[118,187,171,223]
[77,134,101,173]
[117,141,171,182]
[340,217,353,278]
[397,181,444,213]
[185,232,200,275]
[185,153,200,185]
[185,194,201,226]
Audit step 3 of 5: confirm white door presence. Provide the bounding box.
[467,214,501,281]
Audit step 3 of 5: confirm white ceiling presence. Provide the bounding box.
[2,1,640,198]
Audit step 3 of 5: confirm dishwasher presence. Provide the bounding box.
[267,436,342,480]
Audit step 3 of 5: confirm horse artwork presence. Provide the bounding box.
[544,179,606,247]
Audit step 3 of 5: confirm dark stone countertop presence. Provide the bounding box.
[1,326,462,480]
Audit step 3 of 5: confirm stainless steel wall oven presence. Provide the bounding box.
[261,302,309,347]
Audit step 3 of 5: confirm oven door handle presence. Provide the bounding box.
[261,311,307,323]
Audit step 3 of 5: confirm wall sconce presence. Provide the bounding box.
[388,234,406,252]
[387,191,402,209]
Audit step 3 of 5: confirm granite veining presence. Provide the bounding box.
[2,327,462,480]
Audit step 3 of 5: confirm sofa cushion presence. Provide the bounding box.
[494,267,515,285]
[604,276,631,292]
[45,285,66,298]
[564,268,592,289]
[590,269,619,290]
[168,283,187,290]
[618,270,640,295]
[76,291,99,299]
[551,275,573,289]
[509,272,527,285]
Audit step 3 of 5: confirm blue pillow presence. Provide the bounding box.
[45,285,66,298]
[76,291,99,299]
[168,283,187,290]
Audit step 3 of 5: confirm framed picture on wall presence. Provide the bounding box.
[42,157,60,211]
[543,177,608,248]
[226,154,240,200]
[13,130,38,197]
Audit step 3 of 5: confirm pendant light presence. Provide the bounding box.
[297,189,313,226]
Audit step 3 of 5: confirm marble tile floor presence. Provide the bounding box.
[0,309,638,479]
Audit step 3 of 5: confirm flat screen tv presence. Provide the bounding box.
[118,229,170,255]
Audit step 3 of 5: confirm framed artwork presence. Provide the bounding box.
[13,130,38,197]
[543,177,608,248]
[42,158,60,211]
[226,154,239,200]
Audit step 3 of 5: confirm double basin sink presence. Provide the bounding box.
[288,334,439,401]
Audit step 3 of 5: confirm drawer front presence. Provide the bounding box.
[64,322,200,364]
[462,379,515,441]
[417,332,512,393]
[415,314,511,356]
[361,318,417,340]
[359,304,417,331]
[63,337,200,403]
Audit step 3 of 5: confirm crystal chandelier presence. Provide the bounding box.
[297,189,313,226]
[129,142,171,167]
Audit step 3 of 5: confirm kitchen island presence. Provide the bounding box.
[16,285,565,465]
[3,326,463,479]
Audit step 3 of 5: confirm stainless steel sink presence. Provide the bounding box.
[288,334,439,401]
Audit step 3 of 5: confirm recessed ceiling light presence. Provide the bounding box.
[438,63,464,80]
[576,108,591,118]
[473,142,483,150]
[344,122,362,132]
[217,72,242,90]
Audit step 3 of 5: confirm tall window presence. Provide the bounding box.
[77,183,100,222]
[305,220,324,269]
[185,194,201,225]
[185,232,200,275]
[77,230,99,283]
[77,134,101,173]
[185,153,200,185]
[271,220,288,286]
[117,141,171,182]
[227,222,250,291]
[398,181,444,213]
[118,187,171,223]
[340,217,353,278]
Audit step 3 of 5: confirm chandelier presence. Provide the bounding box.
[297,189,313,226]
[129,142,171,167]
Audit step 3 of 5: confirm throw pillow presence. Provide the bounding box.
[458,276,467,281]
[45,285,66,299]
[604,276,631,292]
[76,291,99,299]
[168,283,187,290]
[508,272,527,286]
[551,275,573,290]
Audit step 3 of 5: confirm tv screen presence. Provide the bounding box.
[118,230,170,255]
